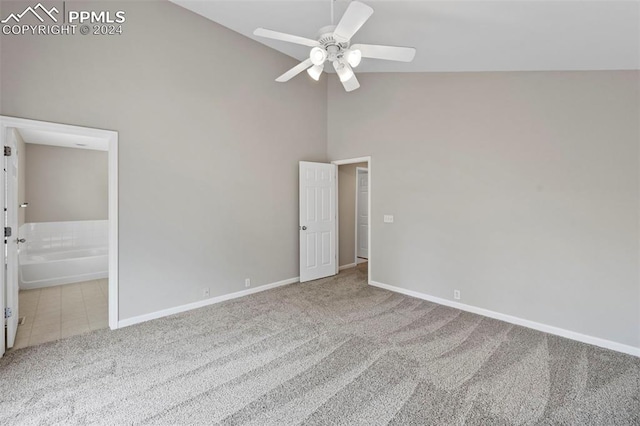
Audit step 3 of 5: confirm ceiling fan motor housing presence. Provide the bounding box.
[316,25,349,62]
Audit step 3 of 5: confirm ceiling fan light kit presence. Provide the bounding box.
[253,0,416,92]
[310,47,328,66]
[345,49,362,67]
[333,61,354,82]
[307,64,324,81]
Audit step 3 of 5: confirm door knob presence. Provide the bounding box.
[16,238,25,243]
[300,226,307,231]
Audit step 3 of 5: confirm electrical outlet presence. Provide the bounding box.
[453,290,461,300]
[245,278,251,288]
[203,287,210,298]
[383,215,394,223]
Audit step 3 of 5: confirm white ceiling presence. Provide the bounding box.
[170,0,640,73]
[18,129,108,151]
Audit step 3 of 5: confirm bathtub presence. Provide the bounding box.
[19,247,108,290]
[18,220,109,289]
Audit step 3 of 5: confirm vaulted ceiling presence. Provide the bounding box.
[169,0,639,73]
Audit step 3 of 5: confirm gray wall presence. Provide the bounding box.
[24,144,108,223]
[338,162,367,267]
[2,0,636,349]
[328,72,640,348]
[0,1,327,319]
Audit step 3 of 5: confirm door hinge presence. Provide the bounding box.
[4,307,12,319]
[4,227,11,238]
[4,146,11,156]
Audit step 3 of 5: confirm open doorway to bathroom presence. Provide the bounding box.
[0,117,118,356]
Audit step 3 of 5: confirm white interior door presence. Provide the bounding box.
[0,129,5,357]
[299,161,337,283]
[356,168,368,259]
[4,129,19,348]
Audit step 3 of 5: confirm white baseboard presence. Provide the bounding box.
[117,277,299,328]
[339,263,356,271]
[369,280,640,358]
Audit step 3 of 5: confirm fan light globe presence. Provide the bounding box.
[310,47,327,66]
[333,61,354,83]
[346,49,362,67]
[307,64,323,81]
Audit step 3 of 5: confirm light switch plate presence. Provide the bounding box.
[384,215,394,223]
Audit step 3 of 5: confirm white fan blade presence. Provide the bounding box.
[276,58,314,82]
[333,1,374,43]
[351,43,416,62]
[254,28,319,47]
[342,74,360,92]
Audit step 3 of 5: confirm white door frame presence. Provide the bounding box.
[355,167,368,262]
[0,116,119,342]
[331,156,371,283]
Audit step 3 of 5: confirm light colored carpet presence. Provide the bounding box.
[1,265,639,425]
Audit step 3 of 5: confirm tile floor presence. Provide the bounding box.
[11,279,108,350]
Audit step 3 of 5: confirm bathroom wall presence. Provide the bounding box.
[338,162,368,267]
[25,144,108,223]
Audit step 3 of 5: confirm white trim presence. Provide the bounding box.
[332,157,370,166]
[118,276,299,328]
[0,116,117,140]
[107,127,118,330]
[339,263,356,271]
[335,166,339,275]
[331,163,340,275]
[0,116,119,332]
[369,280,640,358]
[354,170,358,266]
[355,167,368,263]
[331,156,371,284]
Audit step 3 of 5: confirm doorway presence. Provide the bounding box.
[336,162,369,271]
[333,157,371,282]
[298,156,371,284]
[0,117,118,357]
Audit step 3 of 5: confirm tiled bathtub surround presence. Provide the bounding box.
[20,220,108,253]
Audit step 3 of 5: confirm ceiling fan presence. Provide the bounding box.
[253,1,416,92]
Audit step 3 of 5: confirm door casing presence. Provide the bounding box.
[355,167,369,260]
[331,156,372,283]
